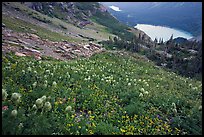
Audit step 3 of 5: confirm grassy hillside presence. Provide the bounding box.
[2,51,202,135]
[2,2,115,42]
[91,11,135,41]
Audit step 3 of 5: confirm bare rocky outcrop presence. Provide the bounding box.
[2,28,104,61]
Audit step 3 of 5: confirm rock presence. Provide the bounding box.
[30,29,37,32]
[84,45,90,50]
[35,55,41,60]
[2,23,6,27]
[15,52,26,57]
[20,26,26,30]
[188,49,198,54]
[6,33,11,37]
[166,53,172,58]
[24,46,41,53]
[54,50,64,53]
[30,34,40,39]
[161,63,167,67]
[18,39,29,45]
[7,41,20,45]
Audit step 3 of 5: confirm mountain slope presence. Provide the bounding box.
[2,51,202,135]
[2,2,115,43]
[2,2,202,135]
[2,2,152,60]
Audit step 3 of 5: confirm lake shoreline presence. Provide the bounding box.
[134,24,193,42]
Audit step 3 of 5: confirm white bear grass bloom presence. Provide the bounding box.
[140,88,145,92]
[52,81,57,87]
[198,105,202,111]
[32,104,38,110]
[36,98,43,108]
[65,106,72,112]
[22,70,25,74]
[44,80,48,87]
[27,67,32,71]
[41,95,47,102]
[144,91,149,95]
[139,93,143,97]
[11,93,21,104]
[172,103,176,109]
[2,89,8,100]
[44,102,52,111]
[45,70,50,74]
[11,109,18,117]
[32,82,37,88]
[172,108,177,114]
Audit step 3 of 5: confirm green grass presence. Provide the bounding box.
[2,51,202,135]
[91,11,135,41]
[3,2,115,43]
[2,15,80,42]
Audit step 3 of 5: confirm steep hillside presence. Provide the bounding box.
[2,2,202,135]
[2,51,202,135]
[2,2,152,61]
[2,2,116,43]
[22,2,152,43]
[23,2,106,27]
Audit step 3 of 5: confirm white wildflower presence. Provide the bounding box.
[144,91,149,95]
[11,109,18,117]
[2,89,8,100]
[52,81,57,87]
[140,88,145,92]
[45,70,50,74]
[65,106,72,112]
[139,93,143,97]
[41,95,47,102]
[32,82,37,88]
[32,104,38,110]
[172,103,176,109]
[47,96,51,101]
[27,67,32,71]
[44,102,52,111]
[36,98,43,108]
[11,93,21,102]
[172,108,177,114]
[199,105,202,111]
[22,70,25,74]
[18,123,24,128]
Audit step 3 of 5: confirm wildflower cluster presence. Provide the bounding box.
[2,52,202,135]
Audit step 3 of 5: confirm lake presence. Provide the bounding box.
[134,24,193,42]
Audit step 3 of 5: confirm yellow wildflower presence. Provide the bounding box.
[120,128,126,133]
[89,130,94,134]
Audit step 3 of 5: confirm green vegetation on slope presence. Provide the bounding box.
[2,15,80,42]
[2,52,202,135]
[91,11,135,41]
